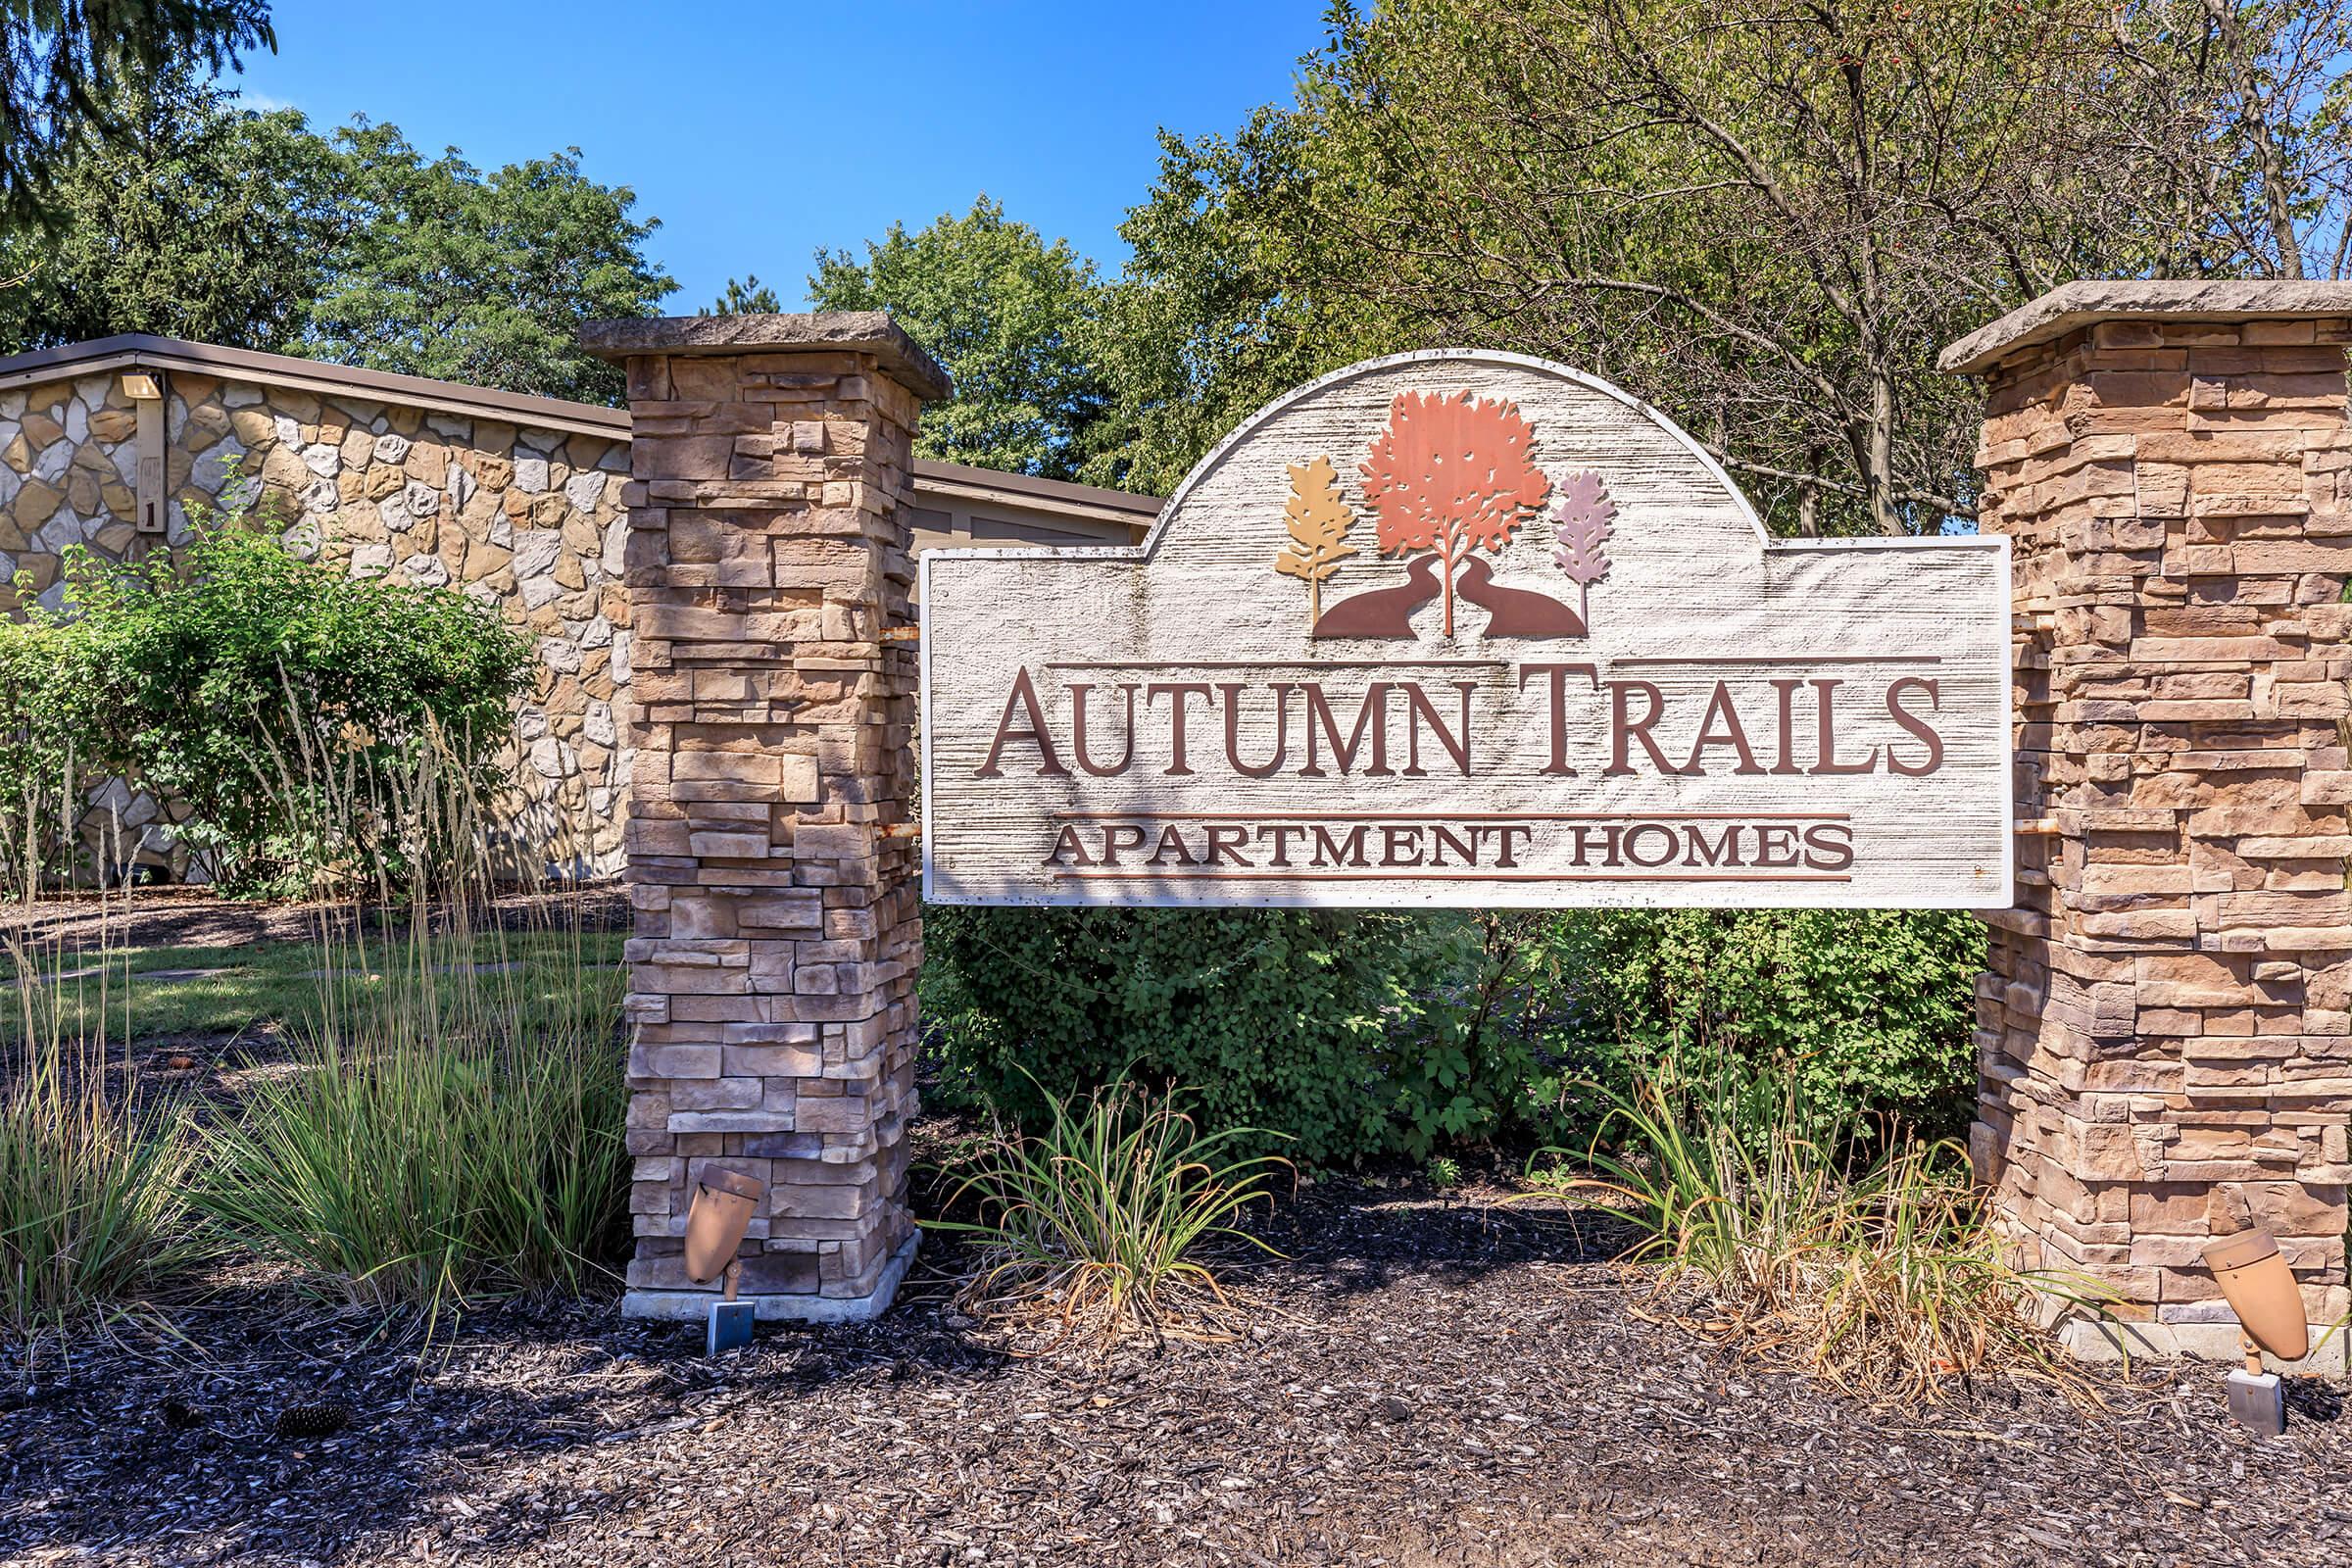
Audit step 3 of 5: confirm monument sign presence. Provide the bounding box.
[922,351,2011,908]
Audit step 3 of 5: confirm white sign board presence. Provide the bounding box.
[921,352,2010,909]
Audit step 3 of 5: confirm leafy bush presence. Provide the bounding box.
[925,905,1982,1163]
[1541,909,1984,1140]
[54,513,532,894]
[931,1076,1290,1348]
[0,614,106,885]
[923,906,1504,1166]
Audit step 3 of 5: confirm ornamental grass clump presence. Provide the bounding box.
[0,808,205,1338]
[1562,1052,2113,1407]
[195,713,629,1313]
[933,1079,1292,1349]
[197,949,627,1311]
[0,1020,205,1337]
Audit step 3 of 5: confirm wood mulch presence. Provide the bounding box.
[3,1179,2342,1568]
[0,885,630,954]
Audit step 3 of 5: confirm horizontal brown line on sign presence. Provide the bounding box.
[1049,810,1852,822]
[1611,655,1944,666]
[1043,659,1506,670]
[1046,870,1855,883]
[1035,656,1942,670]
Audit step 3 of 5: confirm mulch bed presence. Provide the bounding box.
[0,885,630,953]
[3,1182,2342,1568]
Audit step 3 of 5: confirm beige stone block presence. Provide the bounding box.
[722,1043,823,1078]
[630,1043,720,1079]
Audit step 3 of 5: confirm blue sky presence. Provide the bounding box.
[234,1,1331,311]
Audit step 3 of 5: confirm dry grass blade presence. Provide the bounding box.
[1545,1052,2119,1409]
[929,1077,1292,1351]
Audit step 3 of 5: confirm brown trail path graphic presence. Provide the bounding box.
[1453,558,1584,637]
[1309,555,1444,639]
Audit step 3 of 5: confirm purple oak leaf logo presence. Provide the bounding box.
[1551,469,1615,626]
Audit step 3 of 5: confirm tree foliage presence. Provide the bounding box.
[808,196,1113,480]
[0,75,675,404]
[706,273,782,314]
[0,67,325,348]
[0,0,272,225]
[1092,116,1363,496]
[293,121,672,404]
[1101,0,2352,534]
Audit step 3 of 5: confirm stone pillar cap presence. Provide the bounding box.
[581,311,952,402]
[1939,279,2352,375]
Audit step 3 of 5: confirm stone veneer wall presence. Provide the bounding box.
[582,313,939,1321]
[1959,292,2352,1363]
[0,368,634,875]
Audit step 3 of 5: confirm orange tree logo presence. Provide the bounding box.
[1361,390,1549,637]
[1279,389,1611,640]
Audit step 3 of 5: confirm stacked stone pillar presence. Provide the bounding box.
[582,314,945,1321]
[1942,282,2352,1363]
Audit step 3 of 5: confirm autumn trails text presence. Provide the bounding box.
[973,662,1951,783]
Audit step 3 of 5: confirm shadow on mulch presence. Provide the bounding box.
[2285,1378,2344,1422]
[1253,1177,1642,1300]
[0,1185,1629,1568]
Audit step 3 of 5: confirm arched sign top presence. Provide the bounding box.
[921,349,2009,910]
[1153,348,1771,555]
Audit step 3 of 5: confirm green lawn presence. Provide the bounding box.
[0,930,626,1047]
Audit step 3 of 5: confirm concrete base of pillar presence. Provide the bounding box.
[621,1234,919,1327]
[2055,1312,2345,1374]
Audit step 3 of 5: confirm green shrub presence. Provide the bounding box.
[923,905,1499,1166]
[1541,909,1985,1140]
[925,905,1982,1161]
[0,614,112,885]
[55,512,531,895]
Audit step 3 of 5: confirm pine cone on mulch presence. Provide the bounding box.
[271,1400,352,1440]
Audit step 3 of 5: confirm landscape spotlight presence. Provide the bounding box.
[683,1163,766,1354]
[120,371,162,401]
[2202,1229,2308,1436]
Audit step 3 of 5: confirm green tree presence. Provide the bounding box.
[706,273,781,314]
[1091,118,1376,495]
[808,196,1113,480]
[0,67,327,350]
[294,120,674,405]
[0,0,272,225]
